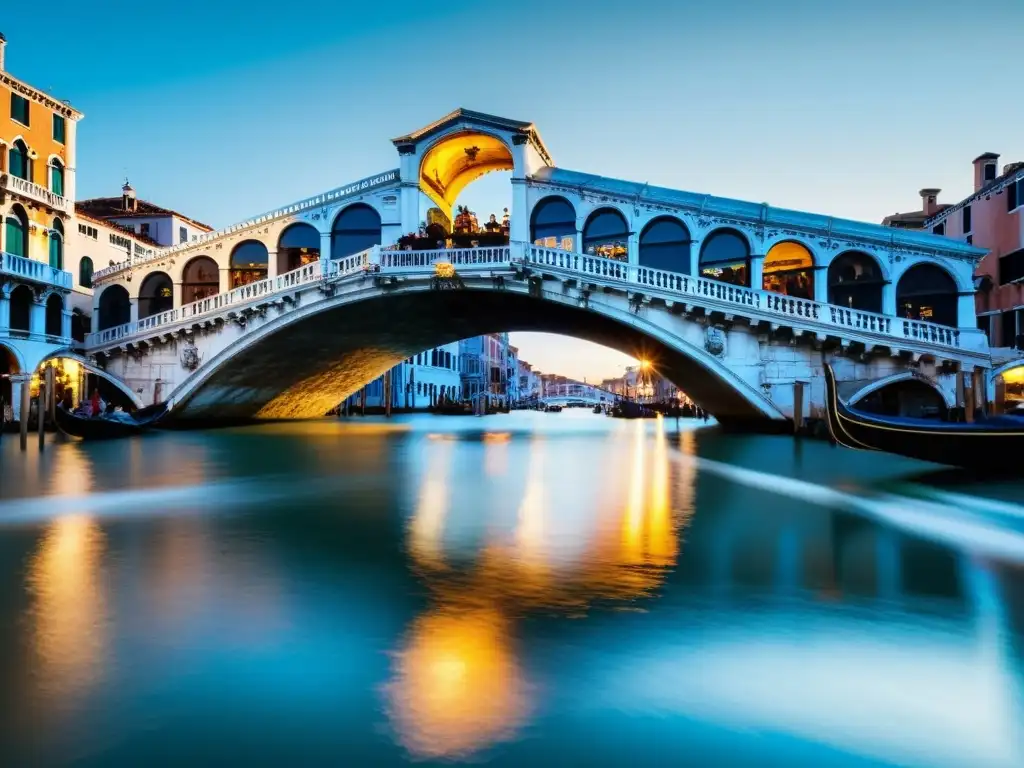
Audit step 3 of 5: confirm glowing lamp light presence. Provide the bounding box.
[434,262,456,279]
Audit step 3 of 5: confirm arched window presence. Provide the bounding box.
[97,285,131,330]
[331,204,381,260]
[8,140,30,181]
[530,196,576,249]
[182,256,220,304]
[278,223,321,274]
[896,263,958,327]
[699,228,750,287]
[9,285,33,332]
[828,251,884,314]
[4,205,28,257]
[639,217,691,274]
[45,293,63,337]
[50,158,65,197]
[138,271,174,319]
[431,349,439,366]
[79,257,94,288]
[48,219,64,271]
[229,240,269,288]
[582,208,629,261]
[763,241,814,299]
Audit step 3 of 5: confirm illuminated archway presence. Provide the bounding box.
[418,131,514,221]
[138,271,173,319]
[700,228,750,287]
[97,285,131,331]
[763,241,814,299]
[229,240,269,288]
[182,256,219,304]
[896,263,958,327]
[277,223,320,273]
[828,251,884,313]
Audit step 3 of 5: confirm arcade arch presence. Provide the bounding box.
[97,285,131,331]
[8,285,32,332]
[230,240,269,288]
[530,196,576,248]
[331,204,381,260]
[45,293,63,337]
[828,251,884,314]
[700,228,750,287]
[896,263,958,327]
[182,256,220,304]
[582,208,629,261]
[138,271,174,319]
[762,241,813,299]
[278,223,320,273]
[417,130,514,219]
[639,217,691,274]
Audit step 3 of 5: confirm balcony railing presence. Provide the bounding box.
[0,173,70,213]
[0,251,73,290]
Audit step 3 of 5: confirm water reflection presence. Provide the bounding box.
[390,418,694,759]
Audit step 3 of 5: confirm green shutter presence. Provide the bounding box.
[49,235,63,270]
[5,217,27,257]
[52,114,66,144]
[51,165,64,197]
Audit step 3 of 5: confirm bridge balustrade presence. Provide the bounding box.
[379,246,511,270]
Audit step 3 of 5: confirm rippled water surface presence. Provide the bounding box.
[1,411,1023,767]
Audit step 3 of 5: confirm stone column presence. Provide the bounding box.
[267,249,279,279]
[813,266,829,304]
[29,296,45,336]
[882,281,897,317]
[689,240,701,276]
[173,282,184,310]
[957,293,977,329]
[0,284,10,328]
[510,177,529,246]
[219,267,232,294]
[129,297,139,324]
[749,254,765,291]
[61,308,72,340]
[627,232,640,266]
[319,232,331,262]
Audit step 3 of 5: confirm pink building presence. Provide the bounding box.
[887,154,1024,349]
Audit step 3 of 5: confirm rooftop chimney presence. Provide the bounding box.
[920,188,941,217]
[121,179,137,212]
[973,152,999,191]
[0,32,7,72]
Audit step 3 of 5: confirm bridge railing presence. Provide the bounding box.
[378,246,512,271]
[523,244,962,349]
[85,250,373,347]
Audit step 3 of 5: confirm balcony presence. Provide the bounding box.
[0,173,71,214]
[0,251,73,291]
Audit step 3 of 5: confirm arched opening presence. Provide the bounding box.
[79,256,94,288]
[9,285,33,333]
[331,204,381,260]
[8,139,30,181]
[182,256,220,304]
[138,271,174,319]
[996,364,1024,413]
[582,208,629,262]
[278,223,321,274]
[0,343,19,416]
[48,219,64,271]
[229,240,269,288]
[828,251,884,314]
[763,241,814,299]
[50,158,65,197]
[855,379,947,419]
[530,196,576,250]
[639,217,691,274]
[4,205,29,258]
[418,131,514,219]
[97,285,131,331]
[700,228,750,287]
[45,293,63,337]
[896,264,958,327]
[71,308,90,343]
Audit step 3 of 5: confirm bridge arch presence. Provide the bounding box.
[638,216,691,275]
[762,240,815,299]
[165,285,785,424]
[331,204,382,260]
[181,256,220,304]
[530,196,576,247]
[277,222,321,273]
[895,262,958,327]
[138,271,174,318]
[97,284,131,331]
[828,250,885,313]
[582,207,629,261]
[229,240,269,288]
[38,350,144,408]
[847,370,954,411]
[700,228,751,287]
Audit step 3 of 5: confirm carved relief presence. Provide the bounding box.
[704,327,727,358]
[180,343,202,371]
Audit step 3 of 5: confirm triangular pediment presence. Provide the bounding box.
[391,108,552,166]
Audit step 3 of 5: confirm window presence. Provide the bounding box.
[966,235,973,245]
[79,256,94,288]
[932,222,945,235]
[49,219,64,271]
[962,204,972,233]
[179,226,188,244]
[1000,311,1019,349]
[78,223,98,239]
[140,223,151,238]
[8,139,29,181]
[109,233,132,250]
[52,114,66,144]
[50,159,64,197]
[984,163,997,182]
[999,249,1024,285]
[1009,180,1019,212]
[10,93,29,126]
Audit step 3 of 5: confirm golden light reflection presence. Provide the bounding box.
[409,437,455,572]
[46,443,94,497]
[384,608,529,760]
[28,515,108,701]
[484,432,511,477]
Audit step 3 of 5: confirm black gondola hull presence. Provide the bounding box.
[823,364,1024,472]
[55,404,169,441]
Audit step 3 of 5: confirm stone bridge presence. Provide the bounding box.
[81,108,991,428]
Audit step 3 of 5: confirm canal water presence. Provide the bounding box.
[1,410,1023,767]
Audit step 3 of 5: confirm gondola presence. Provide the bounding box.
[823,364,1024,471]
[55,402,169,441]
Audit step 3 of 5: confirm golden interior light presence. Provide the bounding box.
[434,262,456,279]
[419,131,513,215]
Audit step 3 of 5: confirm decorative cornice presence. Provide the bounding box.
[0,72,81,119]
[924,166,1024,228]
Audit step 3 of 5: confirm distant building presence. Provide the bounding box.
[77,181,213,248]
[518,359,541,401]
[343,342,462,411]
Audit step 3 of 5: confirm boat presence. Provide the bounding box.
[593,405,603,414]
[544,404,562,413]
[55,402,169,441]
[823,363,1024,471]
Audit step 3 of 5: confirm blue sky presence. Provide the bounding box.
[6,0,1023,382]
